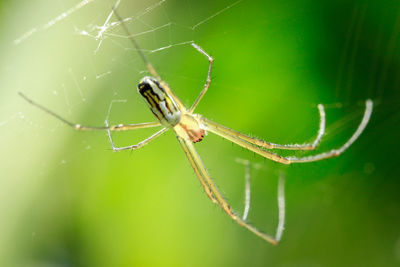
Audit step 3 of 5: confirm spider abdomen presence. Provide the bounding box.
[138,76,181,127]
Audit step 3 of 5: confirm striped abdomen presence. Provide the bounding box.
[138,76,181,127]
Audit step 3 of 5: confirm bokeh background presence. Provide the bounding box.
[1,0,399,266]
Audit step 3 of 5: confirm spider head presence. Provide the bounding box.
[137,76,181,127]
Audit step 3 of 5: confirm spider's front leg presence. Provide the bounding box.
[19,92,162,132]
[189,43,214,113]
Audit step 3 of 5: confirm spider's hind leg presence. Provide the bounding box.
[286,99,373,163]
[202,104,326,151]
[178,136,280,245]
[200,99,373,164]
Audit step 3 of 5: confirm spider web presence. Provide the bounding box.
[1,0,252,203]
[0,0,260,263]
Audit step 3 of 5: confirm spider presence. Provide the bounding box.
[19,7,373,245]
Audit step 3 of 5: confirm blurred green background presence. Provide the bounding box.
[1,0,399,266]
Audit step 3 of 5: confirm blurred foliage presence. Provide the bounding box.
[0,0,399,266]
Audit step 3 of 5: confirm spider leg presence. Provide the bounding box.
[275,173,285,242]
[200,118,291,164]
[106,119,167,152]
[19,92,161,131]
[235,158,251,220]
[200,100,373,164]
[200,104,326,151]
[286,100,373,163]
[177,136,279,245]
[260,104,325,150]
[236,158,286,241]
[242,160,251,221]
[111,6,159,80]
[189,43,214,113]
[111,7,186,111]
[177,136,217,203]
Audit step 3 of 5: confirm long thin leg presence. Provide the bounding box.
[200,117,290,164]
[106,119,167,152]
[286,99,373,163]
[111,7,186,111]
[177,136,217,203]
[200,100,373,164]
[111,6,160,80]
[189,43,214,114]
[243,160,251,221]
[19,92,161,131]
[236,158,286,241]
[275,173,285,242]
[200,104,325,151]
[177,136,279,245]
[235,158,251,220]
